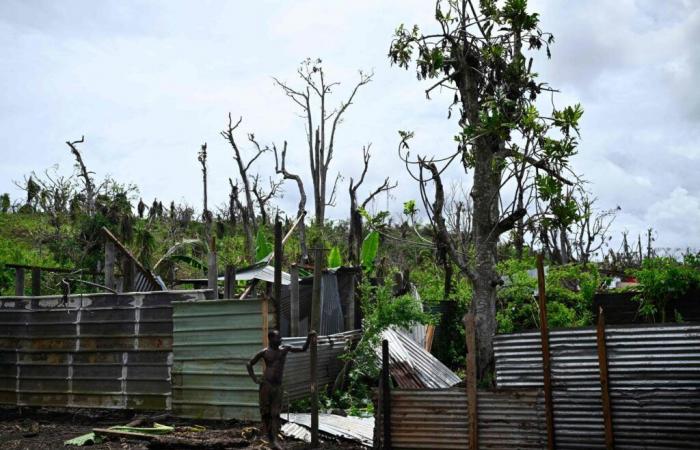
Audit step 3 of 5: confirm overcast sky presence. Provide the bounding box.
[1,0,698,251]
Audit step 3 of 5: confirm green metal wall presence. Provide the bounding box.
[171,299,268,420]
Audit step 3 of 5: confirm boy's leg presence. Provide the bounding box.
[269,384,283,446]
[259,382,271,437]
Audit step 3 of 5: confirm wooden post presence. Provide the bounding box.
[207,237,218,298]
[464,313,478,450]
[14,267,25,297]
[310,247,324,447]
[345,273,356,331]
[31,268,41,296]
[537,253,555,450]
[381,339,392,450]
[597,306,615,449]
[424,324,436,352]
[261,294,269,348]
[273,219,282,331]
[122,259,135,293]
[104,241,115,291]
[223,265,236,299]
[290,265,300,337]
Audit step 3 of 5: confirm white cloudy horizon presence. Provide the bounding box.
[1,0,699,253]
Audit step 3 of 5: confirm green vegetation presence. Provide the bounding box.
[633,255,700,322]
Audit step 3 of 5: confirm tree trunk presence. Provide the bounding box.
[348,192,363,266]
[468,138,502,380]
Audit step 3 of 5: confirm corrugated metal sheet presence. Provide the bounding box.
[377,388,545,449]
[282,412,374,447]
[282,330,361,400]
[280,272,347,337]
[171,297,359,420]
[171,299,268,421]
[0,290,207,410]
[380,328,461,389]
[281,422,311,443]
[494,322,700,449]
[226,263,291,285]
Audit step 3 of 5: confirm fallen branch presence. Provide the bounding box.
[93,428,249,449]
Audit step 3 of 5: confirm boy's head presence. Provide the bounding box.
[268,330,282,348]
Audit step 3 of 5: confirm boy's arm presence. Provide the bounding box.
[286,331,317,353]
[246,350,265,384]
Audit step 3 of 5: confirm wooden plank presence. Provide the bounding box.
[597,306,615,449]
[31,267,41,296]
[424,324,435,352]
[104,241,115,290]
[14,267,25,296]
[122,258,135,293]
[464,313,477,450]
[102,226,161,290]
[6,263,99,275]
[223,265,236,299]
[310,247,323,447]
[382,339,392,450]
[290,265,300,336]
[537,253,555,450]
[207,237,218,297]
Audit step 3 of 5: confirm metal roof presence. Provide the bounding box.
[380,327,461,389]
[218,262,291,285]
[281,412,374,447]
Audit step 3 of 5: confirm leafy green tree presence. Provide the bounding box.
[634,256,700,322]
[390,0,584,379]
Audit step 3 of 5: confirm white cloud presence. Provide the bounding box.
[0,0,699,250]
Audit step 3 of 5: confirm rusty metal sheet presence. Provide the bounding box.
[0,290,208,410]
[380,328,461,389]
[377,388,545,449]
[494,322,700,449]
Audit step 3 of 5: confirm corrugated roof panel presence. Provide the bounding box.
[380,328,461,389]
[282,412,374,447]
[229,264,291,285]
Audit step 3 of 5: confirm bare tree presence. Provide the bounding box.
[66,136,96,216]
[221,114,268,262]
[252,174,283,226]
[274,141,309,261]
[273,58,373,231]
[347,144,397,265]
[229,177,254,262]
[197,142,212,244]
[392,1,583,378]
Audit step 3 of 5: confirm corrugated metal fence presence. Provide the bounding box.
[171,299,267,421]
[171,298,360,421]
[376,388,545,449]
[282,330,360,400]
[494,322,700,449]
[0,290,207,410]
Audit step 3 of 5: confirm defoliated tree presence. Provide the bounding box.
[274,58,372,234]
[390,0,583,379]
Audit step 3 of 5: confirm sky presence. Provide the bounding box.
[1,0,699,252]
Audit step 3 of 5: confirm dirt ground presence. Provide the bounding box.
[0,407,365,450]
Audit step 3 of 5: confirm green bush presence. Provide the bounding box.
[633,255,700,322]
[496,260,600,333]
